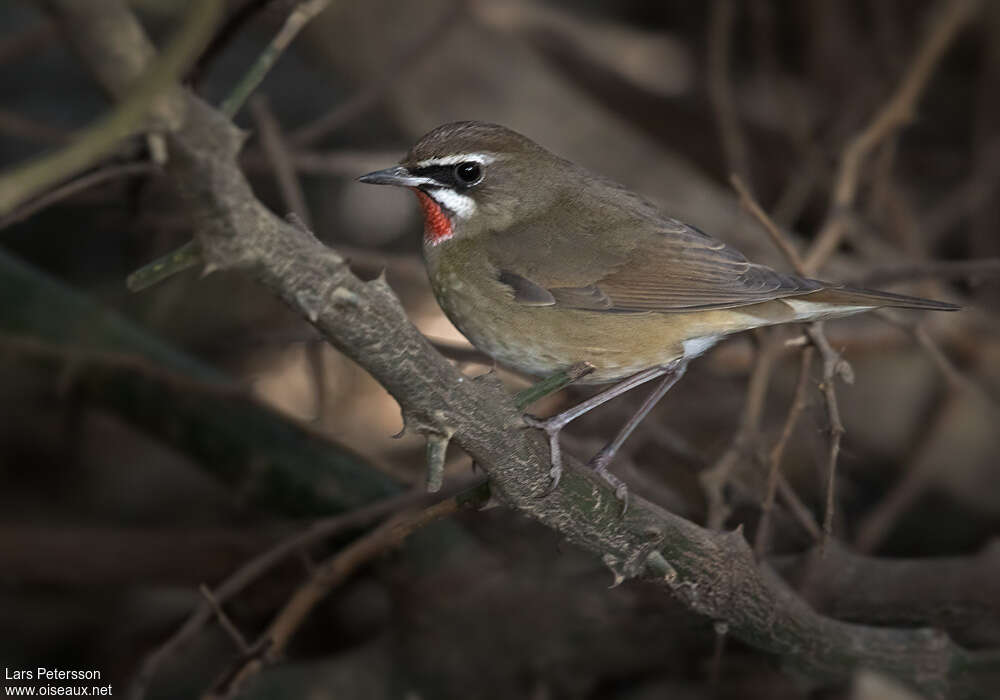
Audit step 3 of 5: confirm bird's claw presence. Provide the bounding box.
[521,414,546,430]
[546,463,562,493]
[525,413,629,513]
[523,414,564,496]
[590,458,629,517]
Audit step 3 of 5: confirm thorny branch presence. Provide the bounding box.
[806,323,851,546]
[131,363,588,698]
[36,1,999,698]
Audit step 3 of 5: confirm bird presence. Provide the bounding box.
[358,121,957,500]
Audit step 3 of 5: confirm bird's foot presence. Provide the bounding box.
[589,449,629,516]
[523,414,566,495]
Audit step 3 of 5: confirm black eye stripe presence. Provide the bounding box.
[410,161,484,190]
[410,164,454,182]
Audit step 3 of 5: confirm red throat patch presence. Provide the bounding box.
[413,189,453,245]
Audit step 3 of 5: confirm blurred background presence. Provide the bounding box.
[1,0,998,698]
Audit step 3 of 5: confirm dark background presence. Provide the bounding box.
[1,1,998,698]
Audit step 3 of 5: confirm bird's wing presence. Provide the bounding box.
[490,213,822,313]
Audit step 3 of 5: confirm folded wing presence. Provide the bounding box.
[495,219,955,313]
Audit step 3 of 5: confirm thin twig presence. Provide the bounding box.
[807,324,850,549]
[709,3,828,547]
[755,346,815,557]
[0,0,222,215]
[803,0,981,273]
[731,174,805,272]
[126,0,335,289]
[125,239,202,292]
[775,472,822,542]
[249,95,312,229]
[0,109,70,144]
[289,0,466,146]
[700,332,783,530]
[710,19,830,546]
[770,145,826,228]
[0,332,237,397]
[128,478,483,700]
[732,173,851,551]
[198,584,251,654]
[207,497,467,698]
[640,400,822,541]
[707,0,752,188]
[0,162,154,231]
[219,0,333,118]
[185,0,273,86]
[876,311,998,407]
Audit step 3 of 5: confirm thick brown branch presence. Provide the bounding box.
[778,540,1000,648]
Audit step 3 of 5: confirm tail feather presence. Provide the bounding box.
[805,284,959,311]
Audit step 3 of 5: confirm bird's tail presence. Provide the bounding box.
[805,285,959,311]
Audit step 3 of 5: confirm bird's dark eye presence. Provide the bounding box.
[454,161,483,186]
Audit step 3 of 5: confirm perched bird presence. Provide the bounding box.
[359,121,957,498]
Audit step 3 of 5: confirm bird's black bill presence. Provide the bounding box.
[357,166,430,187]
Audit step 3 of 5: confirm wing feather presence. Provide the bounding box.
[486,166,950,315]
[530,220,822,313]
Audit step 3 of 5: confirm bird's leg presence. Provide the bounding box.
[588,362,687,510]
[523,366,669,491]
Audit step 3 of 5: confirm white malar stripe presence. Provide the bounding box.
[782,298,874,321]
[426,187,477,219]
[682,335,720,360]
[414,153,497,168]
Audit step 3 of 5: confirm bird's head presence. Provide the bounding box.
[358,121,565,246]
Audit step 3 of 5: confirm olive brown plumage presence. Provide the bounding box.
[360,121,957,497]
